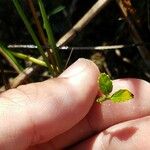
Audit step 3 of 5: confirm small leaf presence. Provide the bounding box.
[48,6,65,17]
[98,73,113,95]
[110,89,134,103]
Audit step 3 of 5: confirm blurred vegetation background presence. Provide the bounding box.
[0,0,150,91]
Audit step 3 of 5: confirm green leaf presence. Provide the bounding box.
[98,73,113,95]
[110,89,134,103]
[48,6,65,17]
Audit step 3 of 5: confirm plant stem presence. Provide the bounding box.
[11,51,47,67]
[12,0,55,76]
[27,0,57,73]
[38,0,62,73]
[96,95,107,103]
[27,0,47,45]
[0,43,23,73]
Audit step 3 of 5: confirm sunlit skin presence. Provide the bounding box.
[0,59,149,149]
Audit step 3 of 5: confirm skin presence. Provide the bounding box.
[0,58,149,150]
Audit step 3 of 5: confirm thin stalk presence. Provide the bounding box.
[38,0,62,73]
[27,0,57,73]
[12,0,55,76]
[11,51,47,67]
[27,0,48,45]
[0,43,23,73]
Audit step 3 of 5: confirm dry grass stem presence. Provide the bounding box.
[56,0,111,47]
[116,0,150,67]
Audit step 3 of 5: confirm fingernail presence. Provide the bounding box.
[59,58,89,78]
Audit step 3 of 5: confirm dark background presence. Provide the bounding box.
[0,0,150,84]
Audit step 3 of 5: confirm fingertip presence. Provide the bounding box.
[88,78,150,132]
[60,58,100,117]
[59,58,99,78]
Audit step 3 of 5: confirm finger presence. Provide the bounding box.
[88,79,150,131]
[0,58,99,149]
[49,79,150,149]
[71,116,150,150]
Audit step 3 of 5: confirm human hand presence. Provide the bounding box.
[0,59,150,150]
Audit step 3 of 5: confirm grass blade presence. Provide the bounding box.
[0,43,23,73]
[38,0,62,73]
[12,0,55,76]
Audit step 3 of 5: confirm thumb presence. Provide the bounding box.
[0,58,99,149]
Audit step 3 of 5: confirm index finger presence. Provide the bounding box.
[50,79,150,149]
